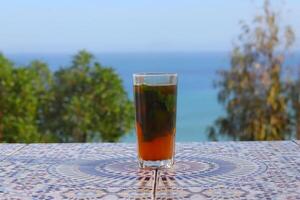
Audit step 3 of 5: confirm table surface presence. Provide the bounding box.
[0,141,300,200]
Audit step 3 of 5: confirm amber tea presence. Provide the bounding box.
[133,73,177,168]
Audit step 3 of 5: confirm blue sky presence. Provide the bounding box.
[0,0,299,53]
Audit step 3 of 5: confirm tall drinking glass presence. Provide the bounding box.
[133,73,177,168]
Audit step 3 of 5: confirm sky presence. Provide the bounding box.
[0,0,299,53]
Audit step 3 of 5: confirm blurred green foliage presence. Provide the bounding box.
[0,50,134,143]
[289,74,300,140]
[208,0,296,141]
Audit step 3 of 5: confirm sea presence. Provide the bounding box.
[6,52,300,142]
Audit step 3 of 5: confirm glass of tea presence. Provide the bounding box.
[133,73,177,168]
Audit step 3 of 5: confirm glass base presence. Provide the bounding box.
[138,158,174,169]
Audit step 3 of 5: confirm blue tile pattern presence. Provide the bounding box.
[0,144,25,161]
[0,142,299,199]
[0,143,154,199]
[156,141,300,199]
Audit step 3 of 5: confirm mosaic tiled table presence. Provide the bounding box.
[0,144,25,162]
[0,141,299,199]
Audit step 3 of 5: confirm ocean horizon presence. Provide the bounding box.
[5,51,300,142]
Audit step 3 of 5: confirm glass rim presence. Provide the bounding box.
[133,72,177,77]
